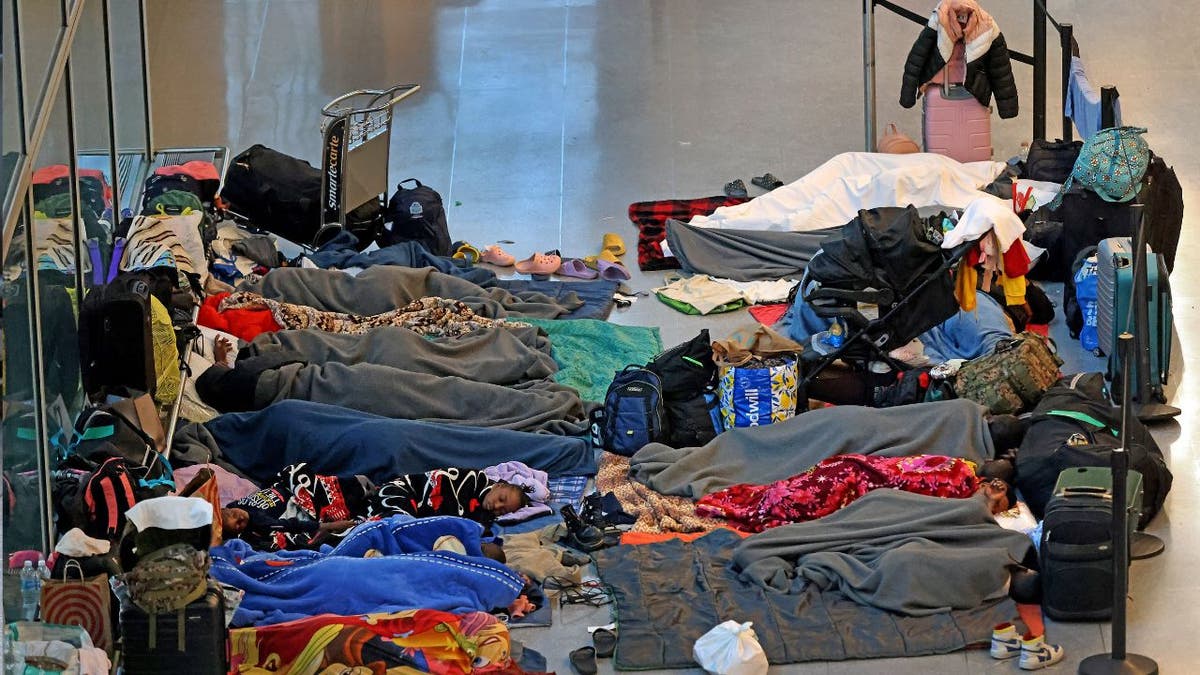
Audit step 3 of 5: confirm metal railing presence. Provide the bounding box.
[862,0,1079,150]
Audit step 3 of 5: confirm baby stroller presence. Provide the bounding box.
[797,206,976,401]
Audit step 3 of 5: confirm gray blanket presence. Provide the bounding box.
[593,528,1016,668]
[732,490,1033,616]
[244,326,556,382]
[665,219,838,281]
[238,266,580,318]
[631,399,994,497]
[254,363,589,435]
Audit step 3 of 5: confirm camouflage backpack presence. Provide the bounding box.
[953,332,1063,415]
[122,543,209,650]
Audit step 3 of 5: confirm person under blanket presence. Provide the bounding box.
[367,468,532,525]
[221,463,374,551]
[696,454,1015,533]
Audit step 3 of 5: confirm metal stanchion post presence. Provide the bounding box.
[1079,334,1158,674]
[863,0,876,152]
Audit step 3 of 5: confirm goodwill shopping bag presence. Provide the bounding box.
[40,560,113,653]
[718,357,799,429]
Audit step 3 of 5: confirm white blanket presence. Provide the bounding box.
[689,152,1006,232]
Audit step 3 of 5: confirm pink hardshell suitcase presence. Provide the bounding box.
[923,42,993,162]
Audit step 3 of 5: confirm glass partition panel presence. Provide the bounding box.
[109,0,147,212]
[2,0,25,206]
[69,0,116,249]
[16,0,64,122]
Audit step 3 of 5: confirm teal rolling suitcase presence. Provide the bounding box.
[1095,237,1172,390]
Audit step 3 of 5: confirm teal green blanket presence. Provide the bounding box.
[525,319,662,403]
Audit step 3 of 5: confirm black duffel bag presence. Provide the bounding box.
[1015,373,1171,528]
[221,144,323,245]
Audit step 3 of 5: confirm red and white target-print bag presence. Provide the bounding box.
[40,559,113,654]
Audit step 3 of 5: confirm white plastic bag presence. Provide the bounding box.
[692,620,769,675]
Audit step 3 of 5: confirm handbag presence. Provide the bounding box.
[954,332,1063,414]
[1025,139,1083,183]
[40,559,113,654]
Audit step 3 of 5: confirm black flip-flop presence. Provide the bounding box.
[751,173,784,190]
[724,179,748,198]
[570,646,598,674]
[593,628,617,658]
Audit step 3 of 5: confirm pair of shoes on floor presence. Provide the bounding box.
[991,624,1065,670]
[559,232,630,280]
[454,241,517,266]
[570,628,617,674]
[724,173,785,197]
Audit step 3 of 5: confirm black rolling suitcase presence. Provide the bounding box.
[119,583,227,674]
[1033,187,1137,281]
[78,272,158,397]
[1039,467,1142,622]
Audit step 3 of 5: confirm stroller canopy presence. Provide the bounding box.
[807,206,948,294]
[804,206,961,353]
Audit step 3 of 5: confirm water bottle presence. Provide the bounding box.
[19,560,39,621]
[37,560,50,582]
[1074,256,1100,352]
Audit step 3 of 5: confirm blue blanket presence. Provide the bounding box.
[174,400,597,483]
[496,279,617,321]
[212,516,524,626]
[307,233,497,286]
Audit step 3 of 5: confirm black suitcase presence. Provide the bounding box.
[1015,373,1171,528]
[1039,467,1142,622]
[119,583,227,674]
[78,272,158,397]
[1138,154,1183,271]
[220,144,323,245]
[1033,187,1137,281]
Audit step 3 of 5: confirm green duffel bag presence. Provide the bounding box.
[953,332,1063,414]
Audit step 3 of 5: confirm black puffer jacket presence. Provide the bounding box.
[899,22,1019,119]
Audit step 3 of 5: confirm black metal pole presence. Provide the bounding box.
[1060,23,1073,142]
[1077,335,1158,675]
[1101,85,1117,129]
[1112,333,1132,660]
[1033,0,1047,140]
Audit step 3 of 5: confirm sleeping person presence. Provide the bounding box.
[220,463,375,551]
[367,467,532,525]
[696,454,1015,533]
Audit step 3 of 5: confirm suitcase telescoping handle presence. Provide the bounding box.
[1056,485,1113,500]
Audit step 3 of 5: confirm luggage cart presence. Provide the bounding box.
[319,84,421,241]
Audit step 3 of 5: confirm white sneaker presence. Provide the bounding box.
[1019,634,1065,670]
[990,623,1021,660]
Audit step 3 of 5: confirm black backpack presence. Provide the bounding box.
[384,179,452,256]
[220,144,323,245]
[646,331,720,447]
[142,173,206,209]
[81,456,140,540]
[593,367,666,456]
[1015,373,1171,528]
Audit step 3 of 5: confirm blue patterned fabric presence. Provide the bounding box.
[1051,126,1149,207]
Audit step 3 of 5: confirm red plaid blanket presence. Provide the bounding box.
[627,195,750,271]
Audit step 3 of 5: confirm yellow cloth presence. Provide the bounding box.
[999,271,1027,306]
[955,258,978,312]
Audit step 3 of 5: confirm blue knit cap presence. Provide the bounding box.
[1049,126,1149,208]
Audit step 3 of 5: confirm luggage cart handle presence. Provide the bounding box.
[321,84,421,118]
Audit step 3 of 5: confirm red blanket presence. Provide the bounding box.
[627,195,749,270]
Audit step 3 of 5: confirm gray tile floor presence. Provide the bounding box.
[145,1,1197,671]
